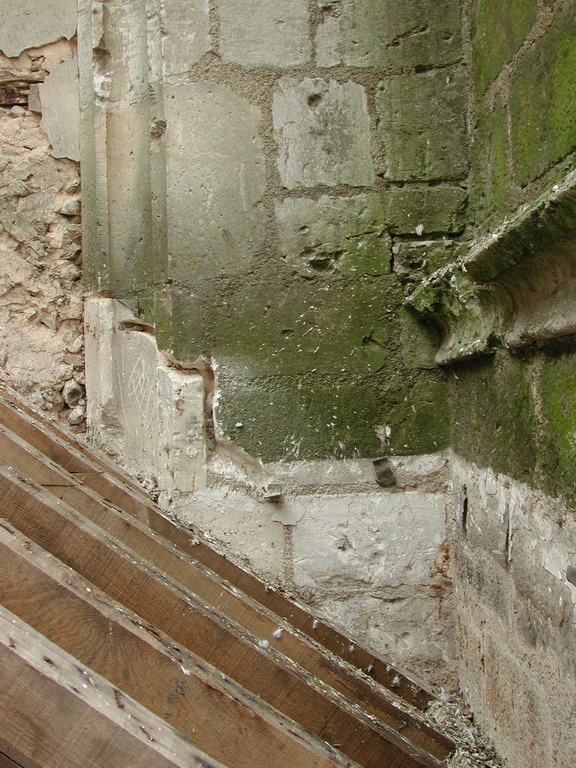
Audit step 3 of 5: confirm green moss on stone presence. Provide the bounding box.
[472,0,537,96]
[449,350,538,483]
[539,352,576,502]
[472,93,509,223]
[510,0,576,186]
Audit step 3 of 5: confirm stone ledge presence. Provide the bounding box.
[407,169,576,364]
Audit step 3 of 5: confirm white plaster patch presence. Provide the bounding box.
[0,0,77,58]
[39,59,80,162]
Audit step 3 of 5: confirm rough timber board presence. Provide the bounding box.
[0,385,143,492]
[0,425,452,759]
[0,388,435,710]
[0,606,228,768]
[0,468,443,768]
[0,523,360,768]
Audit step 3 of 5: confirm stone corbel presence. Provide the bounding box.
[406,169,576,365]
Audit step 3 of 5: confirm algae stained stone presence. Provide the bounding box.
[276,194,390,277]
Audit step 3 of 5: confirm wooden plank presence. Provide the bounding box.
[0,606,229,768]
[0,388,435,710]
[0,523,360,768]
[0,469,443,768]
[0,428,451,761]
[0,388,143,492]
[0,751,29,768]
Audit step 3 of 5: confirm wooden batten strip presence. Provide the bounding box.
[0,468,443,768]
[0,523,361,768]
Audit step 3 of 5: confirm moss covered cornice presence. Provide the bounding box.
[407,169,576,364]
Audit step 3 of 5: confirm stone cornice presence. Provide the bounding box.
[406,169,576,364]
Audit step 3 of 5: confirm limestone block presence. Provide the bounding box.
[39,59,80,162]
[160,0,210,76]
[273,78,374,189]
[472,0,537,96]
[84,298,207,492]
[276,194,390,277]
[384,186,467,235]
[393,240,457,285]
[291,491,446,590]
[219,0,311,67]
[165,82,266,280]
[312,592,450,675]
[315,0,462,70]
[509,0,576,186]
[177,487,286,581]
[0,0,77,58]
[376,68,467,182]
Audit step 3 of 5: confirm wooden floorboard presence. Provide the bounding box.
[0,388,436,710]
[0,606,229,768]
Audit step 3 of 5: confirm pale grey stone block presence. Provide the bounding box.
[165,82,267,280]
[0,0,76,58]
[273,78,375,189]
[219,0,311,67]
[39,59,80,162]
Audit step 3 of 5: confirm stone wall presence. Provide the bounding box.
[438,4,576,765]
[0,4,84,424]
[79,0,470,462]
[450,454,576,768]
[467,0,576,235]
[85,296,455,685]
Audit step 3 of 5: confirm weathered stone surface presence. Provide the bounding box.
[39,59,80,162]
[165,82,266,281]
[273,78,375,189]
[510,0,576,186]
[85,298,207,497]
[315,0,462,70]
[276,194,390,277]
[206,278,397,377]
[177,485,286,580]
[376,68,467,182]
[0,0,77,58]
[219,0,311,67]
[384,186,467,234]
[471,93,509,223]
[393,240,457,286]
[292,490,446,588]
[160,0,210,76]
[450,455,576,768]
[472,0,537,96]
[0,107,83,420]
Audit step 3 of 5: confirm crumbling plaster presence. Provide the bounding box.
[0,26,83,424]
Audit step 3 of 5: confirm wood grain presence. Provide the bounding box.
[0,523,358,768]
[0,606,228,768]
[0,387,435,710]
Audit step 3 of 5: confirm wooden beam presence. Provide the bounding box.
[0,468,444,768]
[0,523,359,768]
[0,606,228,768]
[0,427,452,761]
